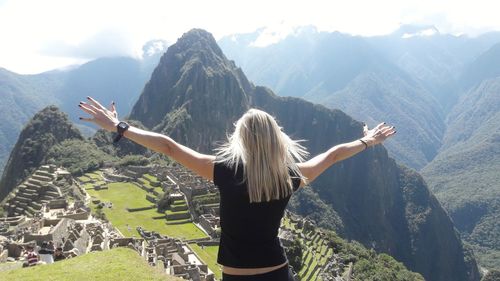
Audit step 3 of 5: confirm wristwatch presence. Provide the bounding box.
[113,121,130,143]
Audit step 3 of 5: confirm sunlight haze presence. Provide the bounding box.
[1,0,500,73]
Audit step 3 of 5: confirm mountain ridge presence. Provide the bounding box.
[128,28,479,281]
[0,105,83,199]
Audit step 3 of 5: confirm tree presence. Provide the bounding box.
[285,238,304,272]
[483,270,500,281]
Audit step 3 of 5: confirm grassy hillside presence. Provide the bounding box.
[0,248,181,281]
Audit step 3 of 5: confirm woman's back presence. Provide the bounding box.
[214,161,301,268]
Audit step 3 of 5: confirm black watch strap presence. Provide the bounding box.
[113,121,129,143]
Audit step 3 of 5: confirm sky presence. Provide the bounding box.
[1,0,500,74]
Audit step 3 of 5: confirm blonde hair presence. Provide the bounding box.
[215,108,309,202]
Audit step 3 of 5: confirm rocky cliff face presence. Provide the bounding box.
[130,29,253,153]
[0,106,83,200]
[128,29,479,281]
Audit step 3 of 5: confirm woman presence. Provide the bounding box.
[79,96,395,280]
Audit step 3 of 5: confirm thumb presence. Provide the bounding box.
[111,101,118,118]
[363,123,368,136]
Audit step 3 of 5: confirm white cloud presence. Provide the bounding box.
[1,0,500,74]
[39,29,136,59]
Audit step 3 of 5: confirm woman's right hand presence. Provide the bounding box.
[362,122,396,147]
[78,96,120,132]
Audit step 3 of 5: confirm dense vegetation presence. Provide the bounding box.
[46,139,116,175]
[482,270,500,281]
[288,186,344,233]
[422,74,500,270]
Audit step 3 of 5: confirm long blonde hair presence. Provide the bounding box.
[215,108,309,202]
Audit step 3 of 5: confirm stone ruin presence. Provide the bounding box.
[152,165,217,201]
[3,165,79,217]
[136,227,215,281]
[0,211,120,265]
[198,214,220,237]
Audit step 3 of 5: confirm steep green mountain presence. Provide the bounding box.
[0,68,62,173]
[422,77,500,269]
[366,25,500,113]
[322,69,444,169]
[0,106,83,199]
[219,28,445,170]
[0,41,164,175]
[460,43,500,90]
[130,28,479,281]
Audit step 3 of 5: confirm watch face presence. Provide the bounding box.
[118,123,128,129]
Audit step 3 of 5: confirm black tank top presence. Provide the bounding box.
[213,160,301,268]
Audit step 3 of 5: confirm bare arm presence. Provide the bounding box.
[78,97,214,181]
[298,123,396,186]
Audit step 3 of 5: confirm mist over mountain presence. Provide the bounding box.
[130,28,479,281]
[0,41,164,174]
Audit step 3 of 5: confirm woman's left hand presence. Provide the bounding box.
[362,122,396,146]
[78,96,119,132]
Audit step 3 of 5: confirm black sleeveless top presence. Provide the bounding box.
[213,161,301,268]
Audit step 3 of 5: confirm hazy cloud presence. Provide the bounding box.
[39,29,136,59]
[2,0,500,73]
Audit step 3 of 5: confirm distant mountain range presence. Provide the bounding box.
[219,25,500,270]
[128,29,479,281]
[0,40,165,174]
[218,25,500,170]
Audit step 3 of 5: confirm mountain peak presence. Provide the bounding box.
[0,105,82,200]
[170,29,225,60]
[129,28,252,131]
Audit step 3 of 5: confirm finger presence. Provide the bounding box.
[381,126,395,135]
[111,101,117,118]
[78,103,96,115]
[86,96,106,110]
[363,123,368,136]
[79,117,94,122]
[81,102,101,113]
[374,122,386,130]
[386,130,397,137]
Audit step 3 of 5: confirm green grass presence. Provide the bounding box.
[143,173,158,183]
[189,244,221,280]
[76,176,91,183]
[136,177,163,194]
[0,248,181,281]
[87,182,206,240]
[172,200,186,206]
[87,172,103,180]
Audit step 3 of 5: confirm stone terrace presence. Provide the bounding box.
[4,165,75,217]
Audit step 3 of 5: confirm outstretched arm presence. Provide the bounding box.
[298,123,396,186]
[78,97,215,181]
